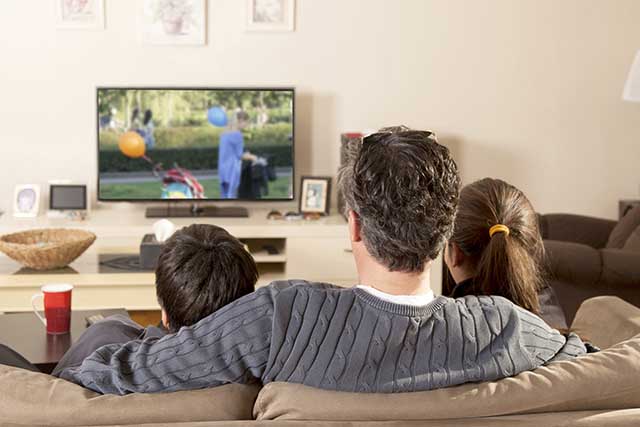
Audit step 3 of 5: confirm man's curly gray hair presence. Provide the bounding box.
[337,126,460,273]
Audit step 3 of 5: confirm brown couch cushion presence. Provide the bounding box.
[599,249,640,291]
[0,365,260,426]
[544,240,601,287]
[607,206,640,249]
[623,225,640,252]
[254,335,640,421]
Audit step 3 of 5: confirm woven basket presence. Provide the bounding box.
[0,228,96,270]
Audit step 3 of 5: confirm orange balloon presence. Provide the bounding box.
[118,131,145,158]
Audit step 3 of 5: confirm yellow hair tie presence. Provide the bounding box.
[489,224,510,238]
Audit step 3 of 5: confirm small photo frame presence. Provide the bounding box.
[247,0,295,32]
[55,0,105,30]
[14,185,41,218]
[299,176,331,215]
[140,0,207,45]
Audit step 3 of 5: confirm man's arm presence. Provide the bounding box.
[58,286,277,395]
[513,304,587,363]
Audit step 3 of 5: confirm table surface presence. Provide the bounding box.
[0,309,127,371]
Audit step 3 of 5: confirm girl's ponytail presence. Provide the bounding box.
[475,225,541,313]
[451,178,544,313]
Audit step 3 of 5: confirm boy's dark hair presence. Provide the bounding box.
[155,224,257,332]
[338,126,460,273]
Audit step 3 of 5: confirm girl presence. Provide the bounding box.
[445,178,548,316]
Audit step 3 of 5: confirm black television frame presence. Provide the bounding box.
[96,86,296,203]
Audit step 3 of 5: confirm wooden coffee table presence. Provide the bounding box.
[0,309,127,373]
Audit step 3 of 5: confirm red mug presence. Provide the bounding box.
[31,284,73,334]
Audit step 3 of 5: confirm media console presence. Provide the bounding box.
[0,208,443,312]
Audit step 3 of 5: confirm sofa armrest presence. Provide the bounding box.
[539,214,617,249]
[544,240,602,287]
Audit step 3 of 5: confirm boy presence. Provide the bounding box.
[52,224,257,376]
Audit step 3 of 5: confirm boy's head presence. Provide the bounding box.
[235,110,250,130]
[155,224,257,332]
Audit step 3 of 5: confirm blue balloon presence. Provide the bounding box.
[207,106,228,127]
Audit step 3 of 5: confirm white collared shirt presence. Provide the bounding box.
[355,285,435,306]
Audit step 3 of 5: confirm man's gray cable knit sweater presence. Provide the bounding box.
[60,280,585,395]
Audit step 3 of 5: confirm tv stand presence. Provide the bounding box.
[145,204,249,218]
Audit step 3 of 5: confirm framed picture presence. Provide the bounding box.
[13,185,41,218]
[140,0,206,45]
[247,0,295,32]
[299,177,331,215]
[55,0,105,30]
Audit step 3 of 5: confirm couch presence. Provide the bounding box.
[2,296,640,426]
[539,209,640,323]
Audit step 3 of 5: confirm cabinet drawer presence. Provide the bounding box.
[285,237,357,284]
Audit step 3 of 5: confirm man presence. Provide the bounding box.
[59,127,585,395]
[218,110,255,198]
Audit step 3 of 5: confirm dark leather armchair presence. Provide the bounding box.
[540,214,640,323]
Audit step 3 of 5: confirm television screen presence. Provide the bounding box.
[97,87,294,201]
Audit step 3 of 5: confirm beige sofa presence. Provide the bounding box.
[2,297,640,427]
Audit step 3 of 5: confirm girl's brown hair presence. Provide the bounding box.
[450,178,544,313]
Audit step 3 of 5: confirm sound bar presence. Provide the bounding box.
[145,205,249,218]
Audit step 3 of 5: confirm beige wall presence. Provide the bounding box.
[0,0,639,219]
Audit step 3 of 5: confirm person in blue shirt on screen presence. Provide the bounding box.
[218,110,256,198]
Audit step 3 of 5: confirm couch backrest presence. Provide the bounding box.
[0,365,260,426]
[538,213,617,249]
[3,335,639,425]
[254,334,640,421]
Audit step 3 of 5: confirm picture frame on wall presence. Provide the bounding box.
[13,185,41,218]
[55,0,105,30]
[140,0,207,45]
[247,0,295,32]
[299,177,331,215]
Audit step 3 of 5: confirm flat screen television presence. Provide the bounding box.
[97,87,294,213]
